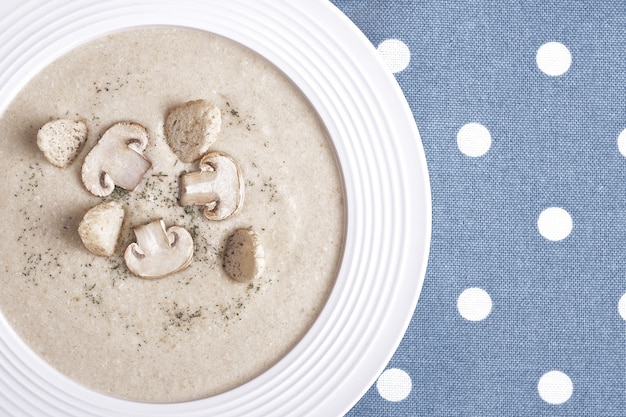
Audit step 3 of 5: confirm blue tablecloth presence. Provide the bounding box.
[331,1,626,416]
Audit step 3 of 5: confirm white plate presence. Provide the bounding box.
[0,1,431,416]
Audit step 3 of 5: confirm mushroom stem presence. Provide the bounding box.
[179,170,219,207]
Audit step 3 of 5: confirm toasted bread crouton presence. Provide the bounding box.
[78,200,125,257]
[164,99,221,162]
[37,119,87,167]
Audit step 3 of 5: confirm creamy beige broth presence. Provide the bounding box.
[0,27,344,402]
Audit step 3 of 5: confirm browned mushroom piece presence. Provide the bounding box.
[222,228,265,283]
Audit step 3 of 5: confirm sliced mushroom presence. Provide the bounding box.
[164,99,221,162]
[222,228,265,283]
[37,119,88,168]
[78,200,125,257]
[179,151,244,221]
[81,122,152,197]
[124,219,194,279]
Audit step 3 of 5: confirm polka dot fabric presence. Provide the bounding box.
[331,1,626,416]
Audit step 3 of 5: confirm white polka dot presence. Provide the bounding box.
[617,128,626,157]
[619,293,626,321]
[457,287,492,321]
[537,371,573,404]
[456,123,491,157]
[376,368,412,402]
[377,39,411,73]
[537,207,573,241]
[536,42,572,76]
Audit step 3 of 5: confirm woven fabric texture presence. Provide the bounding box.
[331,1,626,416]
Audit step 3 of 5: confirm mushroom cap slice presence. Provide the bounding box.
[223,228,265,283]
[124,219,194,279]
[164,99,221,163]
[37,119,87,168]
[179,151,244,221]
[81,122,152,197]
[78,200,125,257]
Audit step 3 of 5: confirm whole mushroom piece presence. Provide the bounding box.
[179,151,244,221]
[124,219,194,279]
[81,122,152,197]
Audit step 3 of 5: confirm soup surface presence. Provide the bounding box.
[0,27,344,402]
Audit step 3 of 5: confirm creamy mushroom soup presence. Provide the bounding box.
[0,27,344,402]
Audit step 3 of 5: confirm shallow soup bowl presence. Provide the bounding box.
[0,1,431,416]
